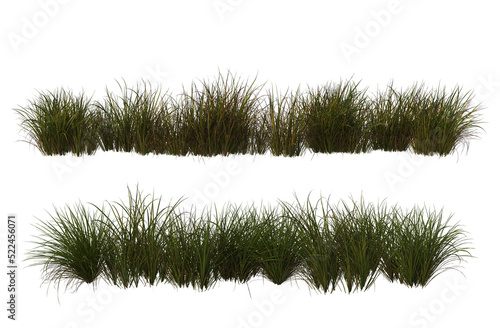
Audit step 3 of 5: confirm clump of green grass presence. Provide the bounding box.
[159,213,193,288]
[160,105,190,156]
[178,71,264,156]
[95,81,171,154]
[15,89,98,155]
[410,86,482,156]
[302,80,368,153]
[175,209,222,290]
[263,89,305,156]
[94,188,182,288]
[286,197,386,293]
[257,207,301,285]
[381,207,471,287]
[281,198,341,293]
[331,199,386,292]
[27,204,109,291]
[27,190,472,293]
[213,205,262,283]
[367,84,418,152]
[377,205,401,284]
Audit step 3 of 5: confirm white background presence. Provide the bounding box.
[1,0,499,327]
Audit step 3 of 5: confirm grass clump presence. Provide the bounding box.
[15,89,98,155]
[367,84,418,152]
[213,205,262,283]
[96,189,182,288]
[159,214,194,288]
[281,198,341,293]
[28,204,109,291]
[381,207,471,287]
[411,86,482,156]
[257,207,301,285]
[331,199,386,292]
[302,80,368,153]
[96,81,172,154]
[264,89,305,156]
[178,71,263,156]
[178,209,222,290]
